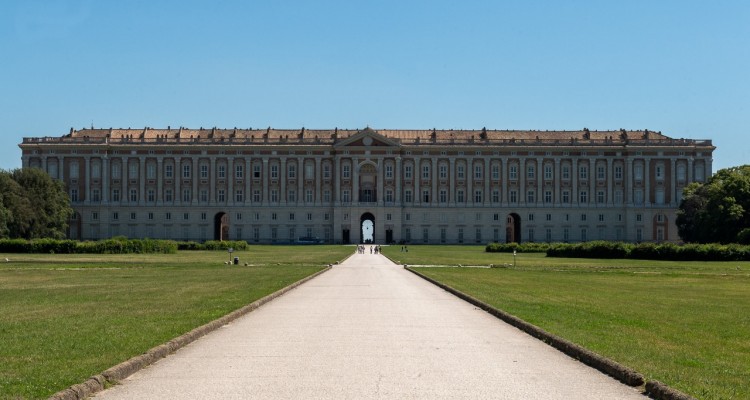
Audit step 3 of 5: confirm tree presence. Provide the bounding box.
[0,168,71,239]
[676,165,750,243]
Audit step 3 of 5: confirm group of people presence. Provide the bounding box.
[356,245,383,254]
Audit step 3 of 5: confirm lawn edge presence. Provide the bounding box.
[403,265,697,400]
[47,265,332,400]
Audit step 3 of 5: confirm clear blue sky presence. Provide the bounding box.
[1,1,747,171]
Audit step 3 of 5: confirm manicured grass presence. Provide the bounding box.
[0,245,352,400]
[382,245,750,400]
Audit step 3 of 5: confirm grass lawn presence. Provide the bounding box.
[0,245,352,400]
[382,245,750,400]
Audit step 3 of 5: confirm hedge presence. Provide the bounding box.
[545,241,750,262]
[0,238,246,254]
[485,242,553,253]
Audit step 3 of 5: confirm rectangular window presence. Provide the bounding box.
[270,189,278,202]
[474,165,482,179]
[527,164,534,179]
[164,189,173,202]
[235,164,244,179]
[423,228,429,243]
[581,214,587,221]
[182,164,190,179]
[386,164,394,179]
[598,214,605,222]
[509,165,518,180]
[251,189,260,203]
[111,162,121,179]
[182,188,191,202]
[546,213,552,221]
[70,189,78,202]
[634,164,643,181]
[579,190,588,203]
[492,190,500,203]
[130,212,137,220]
[492,164,500,180]
[200,189,208,202]
[112,211,119,221]
[597,166,605,180]
[92,189,101,202]
[385,189,394,203]
[92,162,101,179]
[615,165,623,180]
[287,164,296,179]
[218,164,226,179]
[526,190,535,203]
[217,189,225,203]
[201,212,207,220]
[581,228,588,242]
[509,190,517,203]
[562,165,570,180]
[254,164,262,178]
[323,190,331,203]
[200,165,208,179]
[92,211,99,221]
[129,162,138,179]
[439,189,447,203]
[305,164,314,180]
[288,190,296,202]
[528,228,535,242]
[456,189,465,203]
[271,165,279,179]
[579,165,588,180]
[307,213,313,221]
[404,189,413,203]
[422,164,430,179]
[235,189,244,202]
[457,165,465,180]
[129,189,137,202]
[562,190,570,203]
[544,164,552,180]
[546,228,552,242]
[306,189,313,203]
[342,164,351,179]
[422,189,430,203]
[183,213,189,221]
[544,190,552,203]
[474,190,482,203]
[147,189,155,202]
[289,213,295,221]
[342,190,350,203]
[597,190,605,204]
[323,164,331,179]
[165,212,171,220]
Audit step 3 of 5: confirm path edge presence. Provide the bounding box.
[47,265,333,400]
[404,266,697,400]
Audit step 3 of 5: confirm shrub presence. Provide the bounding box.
[545,242,750,261]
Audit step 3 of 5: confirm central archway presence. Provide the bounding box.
[506,213,521,243]
[361,212,375,244]
[214,212,229,241]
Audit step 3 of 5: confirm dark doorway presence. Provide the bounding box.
[214,212,229,241]
[506,213,521,243]
[342,228,350,244]
[360,212,375,243]
[385,228,393,244]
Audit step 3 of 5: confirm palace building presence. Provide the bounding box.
[19,127,714,244]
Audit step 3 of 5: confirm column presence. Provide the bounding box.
[352,157,359,203]
[554,158,561,207]
[626,158,634,205]
[414,157,421,205]
[42,157,48,175]
[670,158,677,206]
[59,156,65,181]
[297,157,304,206]
[140,157,146,205]
[280,158,286,205]
[484,157,491,206]
[644,158,651,205]
[263,158,270,204]
[315,157,322,205]
[84,156,91,204]
[431,157,438,207]
[157,158,164,204]
[448,158,455,206]
[687,158,694,183]
[536,157,543,206]
[395,156,402,203]
[706,157,713,178]
[209,157,216,205]
[246,157,253,205]
[607,158,614,206]
[502,158,508,206]
[102,155,109,204]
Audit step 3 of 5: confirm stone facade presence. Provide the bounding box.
[19,127,715,244]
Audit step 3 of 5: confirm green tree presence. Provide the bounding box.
[0,168,72,239]
[676,165,750,243]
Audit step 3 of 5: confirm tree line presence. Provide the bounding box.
[0,168,72,239]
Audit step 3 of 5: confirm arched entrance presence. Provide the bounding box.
[214,212,229,241]
[361,212,375,243]
[506,213,521,243]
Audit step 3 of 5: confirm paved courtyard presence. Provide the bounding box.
[94,250,644,399]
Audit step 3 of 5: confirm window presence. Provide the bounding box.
[614,165,623,180]
[270,164,279,179]
[68,161,79,179]
[655,164,664,180]
[201,212,207,221]
[509,165,518,180]
[323,164,331,179]
[581,228,588,242]
[200,189,208,202]
[474,190,482,203]
[129,189,138,202]
[270,189,278,202]
[182,163,191,179]
[492,190,500,203]
[563,227,570,242]
[305,164,314,180]
[492,164,500,180]
[182,188,191,202]
[236,164,244,179]
[272,213,277,220]
[634,190,644,205]
[597,190,605,204]
[404,189,413,203]
[526,190,535,203]
[528,228,535,242]
[218,164,226,179]
[112,212,119,221]
[307,213,313,221]
[615,190,623,204]
[457,164,465,180]
[404,164,413,179]
[544,190,552,203]
[342,190,350,202]
[544,164,552,180]
[422,164,430,179]
[147,189,155,202]
[92,211,99,221]
[164,189,173,202]
[131,212,137,220]
[528,213,535,221]
[289,213,295,221]
[288,164,296,179]
[422,189,430,203]
[527,164,535,179]
[342,164,351,179]
[254,164,262,178]
[112,162,122,179]
[474,164,482,179]
[579,190,588,203]
[634,164,643,181]
[165,212,171,220]
[92,162,101,179]
[581,214,587,222]
[562,165,570,180]
[306,189,313,203]
[579,165,588,180]
[546,213,552,221]
[200,165,208,179]
[562,190,570,203]
[235,189,244,202]
[509,190,517,203]
[129,162,138,179]
[493,213,500,221]
[423,228,429,243]
[695,164,705,181]
[655,189,665,205]
[597,165,605,180]
[217,189,225,202]
[288,190,296,202]
[546,228,552,242]
[323,190,331,202]
[636,213,643,222]
[456,189,465,203]
[70,189,78,202]
[386,164,394,179]
[183,213,189,221]
[677,164,686,182]
[92,189,101,202]
[598,214,605,222]
[385,189,394,203]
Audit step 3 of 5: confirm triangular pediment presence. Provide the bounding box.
[334,127,401,148]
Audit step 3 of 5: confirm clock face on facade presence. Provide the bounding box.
[362,137,373,146]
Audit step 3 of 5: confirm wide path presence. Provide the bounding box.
[95,250,644,399]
